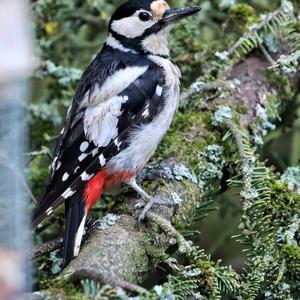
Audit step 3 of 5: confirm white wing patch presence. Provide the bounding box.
[99,154,106,167]
[78,153,88,162]
[82,65,147,148]
[81,172,94,181]
[62,188,76,199]
[81,66,148,107]
[83,95,127,147]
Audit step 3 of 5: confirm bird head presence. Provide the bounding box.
[107,0,201,56]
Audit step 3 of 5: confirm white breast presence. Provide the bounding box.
[108,56,181,173]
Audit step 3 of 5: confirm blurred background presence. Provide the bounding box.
[0,1,33,299]
[0,0,299,298]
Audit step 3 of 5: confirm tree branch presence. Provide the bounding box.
[30,237,63,259]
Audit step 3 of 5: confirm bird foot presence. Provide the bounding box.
[134,193,178,230]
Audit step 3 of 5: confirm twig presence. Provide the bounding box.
[224,119,252,209]
[180,80,231,102]
[30,237,63,259]
[227,4,291,57]
[258,42,276,65]
[71,268,147,294]
[147,212,193,254]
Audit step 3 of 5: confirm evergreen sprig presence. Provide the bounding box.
[218,1,298,61]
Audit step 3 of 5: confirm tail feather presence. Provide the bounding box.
[63,191,86,267]
[32,169,107,268]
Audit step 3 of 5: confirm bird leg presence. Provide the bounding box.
[127,178,177,229]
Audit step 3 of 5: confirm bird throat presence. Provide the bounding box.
[107,26,171,57]
[141,27,170,56]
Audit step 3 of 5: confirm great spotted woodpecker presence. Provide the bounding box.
[32,0,200,267]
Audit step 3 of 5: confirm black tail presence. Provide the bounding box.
[63,191,86,268]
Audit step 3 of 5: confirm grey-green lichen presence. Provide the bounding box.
[280,167,300,194]
[277,215,300,246]
[251,98,280,146]
[197,144,226,192]
[172,164,198,184]
[212,106,233,125]
[36,60,83,86]
[273,50,300,74]
[49,249,63,275]
[171,192,183,205]
[95,213,120,230]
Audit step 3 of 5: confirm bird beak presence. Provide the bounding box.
[160,6,201,25]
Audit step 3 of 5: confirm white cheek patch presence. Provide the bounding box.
[111,14,153,39]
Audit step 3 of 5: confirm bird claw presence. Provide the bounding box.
[134,201,146,211]
[135,196,178,230]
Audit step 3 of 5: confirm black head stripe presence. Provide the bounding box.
[110,24,169,58]
[109,0,153,25]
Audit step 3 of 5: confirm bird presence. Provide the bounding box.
[31,0,201,267]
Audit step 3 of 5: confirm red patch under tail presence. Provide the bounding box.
[84,170,134,212]
[84,170,106,212]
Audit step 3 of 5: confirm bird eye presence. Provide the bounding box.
[138,12,152,22]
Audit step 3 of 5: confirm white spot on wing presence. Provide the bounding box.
[62,188,76,199]
[91,148,99,157]
[142,109,150,118]
[60,127,65,134]
[156,85,163,96]
[56,160,61,170]
[114,138,122,150]
[74,214,87,257]
[99,154,106,167]
[74,166,80,173]
[46,207,54,216]
[52,157,58,171]
[78,153,88,162]
[81,172,94,181]
[80,141,89,152]
[62,173,69,182]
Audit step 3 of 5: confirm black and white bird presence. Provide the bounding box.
[31,0,200,267]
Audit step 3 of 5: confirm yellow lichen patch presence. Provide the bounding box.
[45,22,59,35]
[151,0,170,19]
